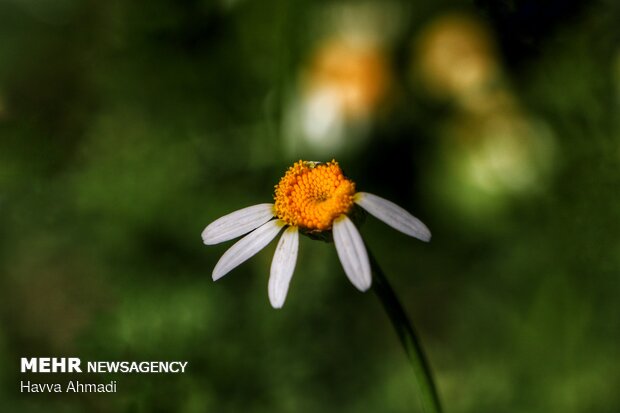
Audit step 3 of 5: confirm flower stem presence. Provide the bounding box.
[369,251,442,413]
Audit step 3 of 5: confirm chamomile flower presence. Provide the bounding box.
[202,160,430,308]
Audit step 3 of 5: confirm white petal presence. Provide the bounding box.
[355,192,431,242]
[268,226,299,309]
[202,203,275,245]
[332,215,371,291]
[212,219,284,281]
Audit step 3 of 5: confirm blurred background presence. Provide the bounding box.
[0,0,619,412]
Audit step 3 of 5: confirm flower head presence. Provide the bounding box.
[274,160,355,231]
[202,160,430,308]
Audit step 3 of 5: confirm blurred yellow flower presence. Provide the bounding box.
[284,0,400,157]
[304,38,390,121]
[413,13,500,110]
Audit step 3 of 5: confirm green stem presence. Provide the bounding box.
[369,252,442,413]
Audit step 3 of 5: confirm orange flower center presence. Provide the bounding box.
[274,160,356,230]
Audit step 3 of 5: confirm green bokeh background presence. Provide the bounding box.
[1,0,619,412]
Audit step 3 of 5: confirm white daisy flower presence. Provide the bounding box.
[202,160,431,309]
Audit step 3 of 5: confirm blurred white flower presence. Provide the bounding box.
[202,160,430,308]
[283,1,404,157]
[284,37,390,156]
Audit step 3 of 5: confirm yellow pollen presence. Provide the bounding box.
[274,160,356,231]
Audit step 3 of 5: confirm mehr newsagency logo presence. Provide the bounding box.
[20,357,188,393]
